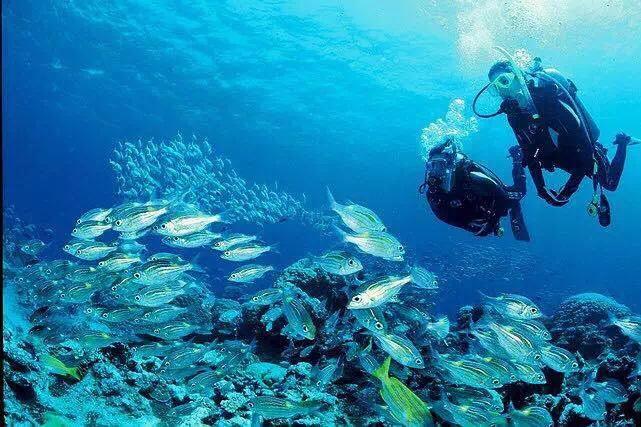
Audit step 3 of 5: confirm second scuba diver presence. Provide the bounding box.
[473,49,638,226]
[420,139,530,241]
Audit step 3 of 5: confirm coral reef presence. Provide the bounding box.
[3,204,641,425]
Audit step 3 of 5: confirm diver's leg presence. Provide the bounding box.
[509,203,530,241]
[602,138,628,191]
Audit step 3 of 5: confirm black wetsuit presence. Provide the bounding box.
[423,143,530,241]
[501,68,628,217]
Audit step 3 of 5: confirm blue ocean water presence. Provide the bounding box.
[3,2,641,425]
[4,1,640,314]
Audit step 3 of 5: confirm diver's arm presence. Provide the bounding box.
[556,173,584,201]
[528,162,568,207]
[506,146,526,198]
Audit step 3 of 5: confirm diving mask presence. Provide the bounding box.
[488,72,517,98]
[427,157,454,193]
[492,72,515,90]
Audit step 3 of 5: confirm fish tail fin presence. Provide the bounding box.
[270,243,280,254]
[472,313,494,330]
[333,225,348,242]
[372,356,391,382]
[67,366,83,381]
[215,210,233,224]
[326,187,338,210]
[478,290,491,300]
[189,254,207,273]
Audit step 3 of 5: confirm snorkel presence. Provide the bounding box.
[472,47,540,120]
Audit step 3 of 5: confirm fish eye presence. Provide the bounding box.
[316,380,322,386]
[302,325,309,332]
[105,216,112,223]
[46,269,52,274]
[154,328,160,333]
[231,274,237,279]
[572,362,578,368]
[248,402,254,408]
[415,358,422,365]
[352,296,362,303]
[115,220,123,226]
[76,219,82,225]
[98,261,104,266]
[348,259,355,266]
[375,322,384,330]
[144,313,150,318]
[160,224,166,229]
[60,293,66,298]
[111,286,117,291]
[173,237,179,241]
[18,277,24,282]
[530,307,538,314]
[534,354,541,360]
[252,297,259,302]
[85,308,92,314]
[102,313,108,318]
[397,245,404,251]
[224,251,230,256]
[77,249,83,255]
[214,242,221,247]
[72,228,78,233]
[537,374,544,380]
[492,378,500,385]
[135,295,141,301]
[134,272,141,279]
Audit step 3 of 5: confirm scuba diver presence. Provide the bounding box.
[419,139,530,241]
[473,48,638,226]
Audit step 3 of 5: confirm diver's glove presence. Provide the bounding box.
[537,187,569,207]
[508,145,523,164]
[613,133,631,146]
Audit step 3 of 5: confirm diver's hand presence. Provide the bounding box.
[470,219,493,236]
[538,187,569,207]
[508,145,523,163]
[613,133,631,146]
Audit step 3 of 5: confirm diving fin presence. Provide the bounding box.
[509,203,530,241]
[598,193,611,227]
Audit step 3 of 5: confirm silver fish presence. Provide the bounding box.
[282,295,316,340]
[327,188,386,232]
[348,275,412,309]
[228,264,274,283]
[370,332,424,369]
[71,220,112,239]
[336,228,404,262]
[312,250,363,276]
[220,243,274,262]
[211,233,257,251]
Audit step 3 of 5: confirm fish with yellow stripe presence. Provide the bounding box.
[372,356,434,427]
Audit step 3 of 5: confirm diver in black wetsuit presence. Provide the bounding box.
[473,51,638,226]
[420,139,530,241]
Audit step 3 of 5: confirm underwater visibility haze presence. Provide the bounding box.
[3,1,641,425]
